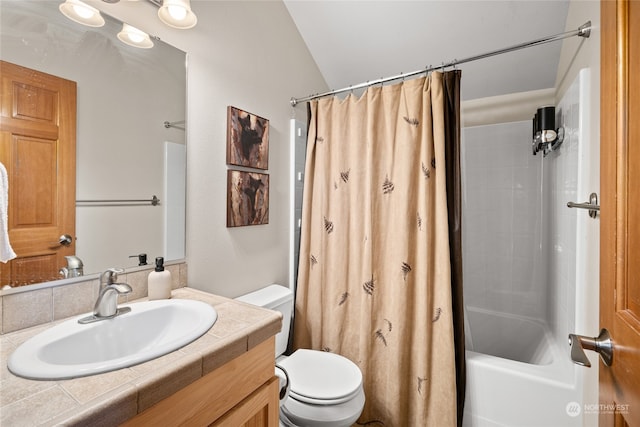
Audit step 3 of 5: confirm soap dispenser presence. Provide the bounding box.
[148,257,172,300]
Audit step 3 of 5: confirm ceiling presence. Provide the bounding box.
[284,0,572,102]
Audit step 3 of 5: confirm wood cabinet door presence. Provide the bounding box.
[210,377,280,427]
[0,61,76,286]
[600,1,640,425]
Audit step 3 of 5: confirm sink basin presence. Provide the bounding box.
[8,299,217,380]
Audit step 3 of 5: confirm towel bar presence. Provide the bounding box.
[567,193,599,218]
[76,195,160,206]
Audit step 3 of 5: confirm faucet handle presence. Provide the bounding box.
[568,329,613,368]
[101,268,125,284]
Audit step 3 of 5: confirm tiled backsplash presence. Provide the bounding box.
[0,262,187,334]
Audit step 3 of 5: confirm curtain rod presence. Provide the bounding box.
[290,21,591,107]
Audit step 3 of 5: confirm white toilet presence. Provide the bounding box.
[236,285,365,427]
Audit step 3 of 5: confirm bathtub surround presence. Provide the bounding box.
[295,72,462,426]
[462,120,544,319]
[461,70,593,427]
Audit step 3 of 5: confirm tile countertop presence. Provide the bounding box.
[0,287,282,426]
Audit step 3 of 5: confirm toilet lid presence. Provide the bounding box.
[279,349,362,405]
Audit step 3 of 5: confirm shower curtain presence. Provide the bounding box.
[294,71,464,426]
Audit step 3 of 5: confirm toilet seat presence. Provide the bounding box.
[278,349,363,405]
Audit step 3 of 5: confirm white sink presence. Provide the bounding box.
[8,299,217,380]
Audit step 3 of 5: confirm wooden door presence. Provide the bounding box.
[600,1,640,426]
[0,61,76,287]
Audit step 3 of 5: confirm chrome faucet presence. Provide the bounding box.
[59,255,84,279]
[78,268,132,324]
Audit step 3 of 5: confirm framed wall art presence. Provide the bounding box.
[226,106,269,170]
[227,170,269,227]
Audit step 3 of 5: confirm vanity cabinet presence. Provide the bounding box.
[122,338,279,426]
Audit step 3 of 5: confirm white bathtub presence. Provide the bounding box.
[462,307,582,427]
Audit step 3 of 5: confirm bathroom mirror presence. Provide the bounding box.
[0,1,186,289]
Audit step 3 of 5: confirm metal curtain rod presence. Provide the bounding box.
[290,21,591,106]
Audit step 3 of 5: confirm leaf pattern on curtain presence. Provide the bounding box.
[363,277,375,295]
[294,74,458,427]
[421,162,431,179]
[338,292,350,306]
[401,262,412,282]
[375,329,388,347]
[433,307,442,322]
[323,216,334,234]
[382,176,395,194]
[403,116,420,127]
[356,419,386,426]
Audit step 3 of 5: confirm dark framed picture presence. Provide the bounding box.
[227,170,269,227]
[226,106,269,170]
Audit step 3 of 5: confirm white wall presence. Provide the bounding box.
[555,1,600,424]
[93,1,328,298]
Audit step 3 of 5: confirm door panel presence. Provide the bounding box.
[600,1,640,426]
[0,60,76,286]
[12,135,57,227]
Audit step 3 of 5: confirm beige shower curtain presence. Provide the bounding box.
[294,72,459,426]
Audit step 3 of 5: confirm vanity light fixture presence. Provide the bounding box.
[60,0,197,49]
[157,0,197,29]
[117,23,154,49]
[59,0,105,27]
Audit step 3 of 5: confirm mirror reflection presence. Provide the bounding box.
[0,1,186,289]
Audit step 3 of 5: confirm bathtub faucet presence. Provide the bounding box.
[568,329,613,367]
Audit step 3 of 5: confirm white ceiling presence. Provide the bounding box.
[284,0,572,101]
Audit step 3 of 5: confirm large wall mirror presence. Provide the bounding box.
[0,1,186,290]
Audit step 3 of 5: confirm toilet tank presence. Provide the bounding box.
[235,284,293,357]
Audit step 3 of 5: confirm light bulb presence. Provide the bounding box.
[158,0,197,29]
[168,5,187,21]
[117,23,154,49]
[59,0,105,27]
[72,4,94,19]
[127,32,144,43]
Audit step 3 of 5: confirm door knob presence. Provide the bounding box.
[568,328,613,367]
[52,234,73,247]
